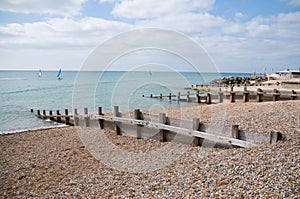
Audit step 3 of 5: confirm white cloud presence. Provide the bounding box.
[284,0,300,6]
[111,0,215,19]
[0,17,133,69]
[0,17,132,49]
[136,12,243,35]
[99,0,119,2]
[0,0,87,16]
[235,12,244,18]
[0,0,299,72]
[246,12,300,39]
[197,35,300,72]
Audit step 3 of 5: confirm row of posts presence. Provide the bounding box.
[229,87,297,103]
[148,87,297,104]
[72,106,119,134]
[32,106,283,145]
[32,109,70,125]
[149,91,213,104]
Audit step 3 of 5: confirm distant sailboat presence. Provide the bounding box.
[38,69,42,77]
[57,69,63,80]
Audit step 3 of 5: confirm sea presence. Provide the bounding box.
[0,70,251,134]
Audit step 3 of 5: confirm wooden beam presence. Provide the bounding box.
[159,113,167,142]
[98,107,104,129]
[56,110,61,122]
[92,115,257,148]
[231,125,239,139]
[114,106,121,135]
[192,118,203,147]
[134,109,142,139]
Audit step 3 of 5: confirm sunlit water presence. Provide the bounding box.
[0,71,251,133]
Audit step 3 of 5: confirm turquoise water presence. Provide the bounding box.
[0,70,251,133]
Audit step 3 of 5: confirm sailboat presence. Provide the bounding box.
[57,68,63,80]
[38,69,42,77]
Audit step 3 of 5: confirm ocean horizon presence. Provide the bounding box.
[0,70,252,134]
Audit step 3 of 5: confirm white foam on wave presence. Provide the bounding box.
[0,124,68,135]
[0,77,26,81]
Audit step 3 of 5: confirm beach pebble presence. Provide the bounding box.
[0,100,299,198]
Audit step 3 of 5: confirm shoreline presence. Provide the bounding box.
[0,124,68,136]
[2,99,299,137]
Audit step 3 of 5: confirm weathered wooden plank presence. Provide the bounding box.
[114,106,121,135]
[98,107,104,129]
[92,115,257,148]
[159,113,167,142]
[192,118,203,146]
[134,109,142,139]
[56,110,61,122]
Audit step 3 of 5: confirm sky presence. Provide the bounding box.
[0,0,299,72]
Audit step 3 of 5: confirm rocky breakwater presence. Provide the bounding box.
[211,75,267,87]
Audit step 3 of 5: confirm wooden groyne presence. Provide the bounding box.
[144,87,299,104]
[32,106,283,148]
[31,108,73,126]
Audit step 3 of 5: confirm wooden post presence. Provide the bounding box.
[257,88,263,102]
[150,94,153,98]
[160,93,162,99]
[84,108,89,127]
[192,118,203,147]
[84,116,90,127]
[134,109,142,139]
[230,92,236,103]
[98,107,104,129]
[231,125,239,139]
[177,92,181,101]
[37,110,41,119]
[243,87,249,103]
[291,90,297,100]
[42,110,46,119]
[270,130,282,144]
[98,107,102,115]
[168,93,172,100]
[74,115,79,126]
[218,92,223,103]
[206,93,212,104]
[273,89,280,101]
[84,108,88,115]
[187,91,190,102]
[65,109,70,125]
[73,108,79,126]
[196,93,201,103]
[159,113,167,142]
[56,110,61,122]
[114,106,121,135]
[49,110,54,121]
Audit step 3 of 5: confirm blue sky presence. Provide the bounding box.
[0,0,299,72]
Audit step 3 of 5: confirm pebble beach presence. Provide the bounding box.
[1,100,299,198]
